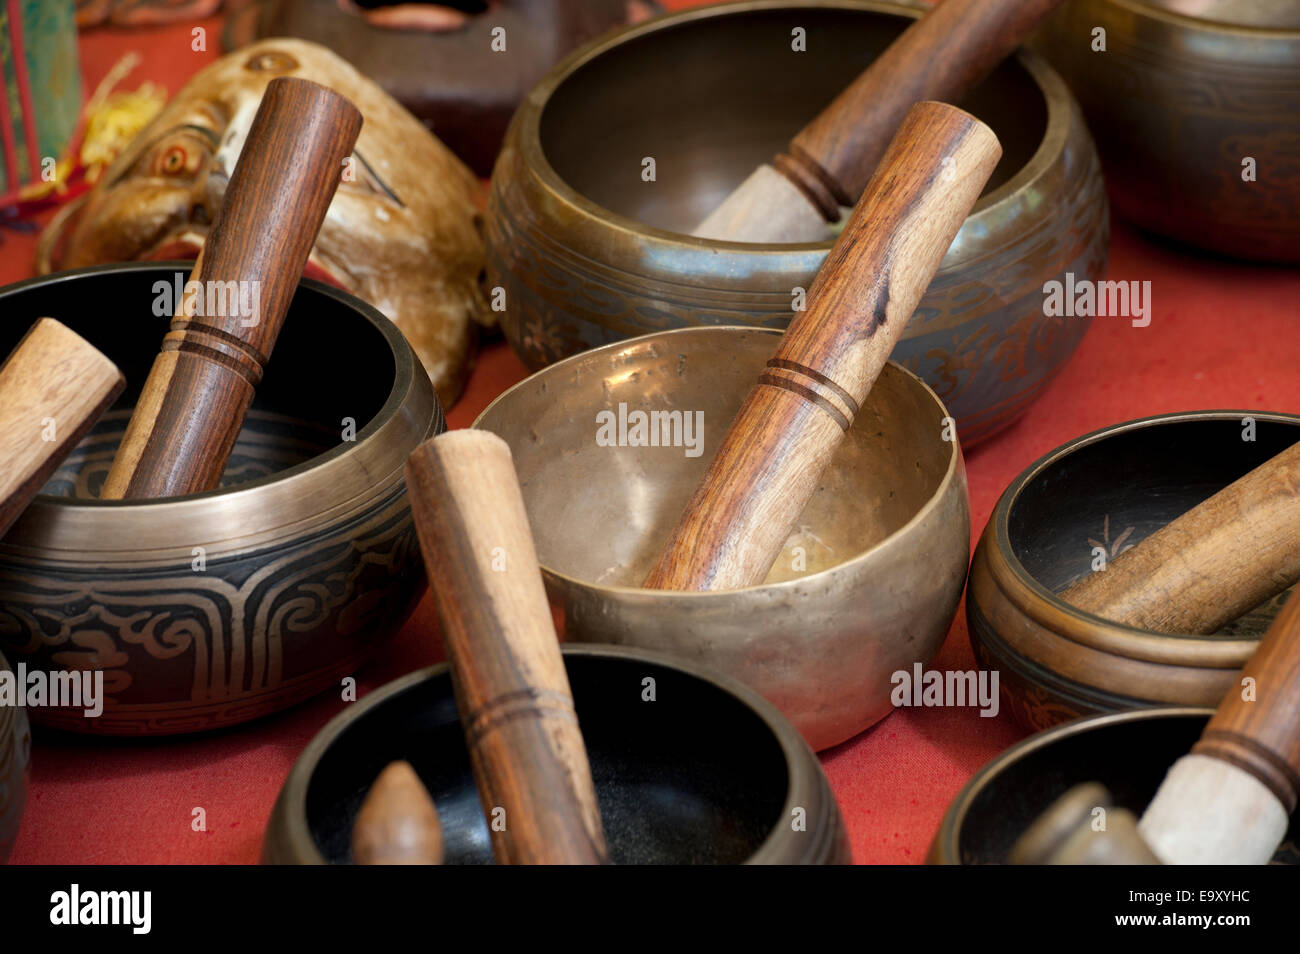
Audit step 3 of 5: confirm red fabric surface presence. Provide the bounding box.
[6,5,1300,865]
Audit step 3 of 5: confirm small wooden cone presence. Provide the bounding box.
[352,761,444,865]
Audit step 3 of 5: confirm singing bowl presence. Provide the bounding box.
[968,410,1300,733]
[0,262,442,735]
[474,326,969,752]
[0,650,30,863]
[263,645,849,864]
[1034,0,1300,263]
[487,0,1109,445]
[929,707,1300,864]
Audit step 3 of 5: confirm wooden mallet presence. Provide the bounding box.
[102,77,361,499]
[0,318,124,535]
[693,0,1063,243]
[1014,588,1300,864]
[405,430,608,865]
[1061,439,1300,634]
[645,101,1001,591]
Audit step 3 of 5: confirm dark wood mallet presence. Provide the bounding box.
[406,430,608,864]
[101,77,361,499]
[0,318,125,534]
[693,0,1063,242]
[646,101,1001,591]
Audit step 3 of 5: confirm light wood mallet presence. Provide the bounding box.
[0,318,124,536]
[645,101,1001,591]
[1061,439,1300,634]
[692,0,1063,242]
[101,77,361,499]
[405,429,608,865]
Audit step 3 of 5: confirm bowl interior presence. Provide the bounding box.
[1007,415,1300,635]
[305,652,790,863]
[955,712,1300,863]
[0,265,396,498]
[539,3,1046,232]
[477,328,953,588]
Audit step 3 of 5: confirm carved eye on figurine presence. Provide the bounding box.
[245,50,299,74]
[123,126,217,183]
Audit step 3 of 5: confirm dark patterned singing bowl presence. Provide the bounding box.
[968,411,1299,733]
[1035,0,1300,263]
[0,650,30,862]
[487,0,1110,445]
[0,263,442,735]
[929,708,1300,864]
[263,645,849,864]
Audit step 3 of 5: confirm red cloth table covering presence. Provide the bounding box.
[6,2,1299,864]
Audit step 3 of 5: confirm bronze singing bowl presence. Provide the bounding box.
[0,650,30,863]
[968,410,1300,734]
[474,326,969,752]
[929,707,1300,864]
[0,263,442,735]
[1034,0,1300,263]
[263,645,849,864]
[487,0,1109,445]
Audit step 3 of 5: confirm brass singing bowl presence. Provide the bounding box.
[0,650,30,862]
[474,326,969,752]
[968,410,1300,733]
[264,645,849,864]
[488,0,1109,445]
[1034,0,1300,263]
[0,263,442,735]
[929,708,1300,864]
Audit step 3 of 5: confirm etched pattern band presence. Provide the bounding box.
[758,358,859,432]
[162,323,268,388]
[462,686,580,748]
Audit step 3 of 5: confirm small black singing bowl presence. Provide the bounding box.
[968,410,1300,731]
[264,645,849,864]
[930,708,1300,864]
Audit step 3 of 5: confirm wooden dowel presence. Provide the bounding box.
[646,102,1000,591]
[405,430,607,865]
[693,0,1062,242]
[102,77,361,499]
[1138,591,1300,864]
[0,318,124,536]
[1061,440,1300,634]
[351,761,444,865]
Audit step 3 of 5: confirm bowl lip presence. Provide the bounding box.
[931,705,1213,865]
[472,324,964,599]
[266,643,829,865]
[509,0,1069,254]
[989,408,1300,665]
[0,261,436,549]
[1107,0,1300,37]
